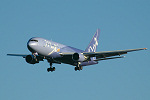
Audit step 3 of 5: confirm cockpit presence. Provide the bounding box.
[27,38,39,53]
[30,39,38,42]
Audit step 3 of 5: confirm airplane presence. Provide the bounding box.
[7,29,147,72]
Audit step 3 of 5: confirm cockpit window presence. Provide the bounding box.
[30,40,38,42]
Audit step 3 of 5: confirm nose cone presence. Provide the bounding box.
[28,42,38,46]
[27,39,38,53]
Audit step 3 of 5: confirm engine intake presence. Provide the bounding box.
[72,53,86,62]
[72,53,79,61]
[25,55,39,64]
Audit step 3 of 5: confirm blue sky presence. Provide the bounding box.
[0,0,150,100]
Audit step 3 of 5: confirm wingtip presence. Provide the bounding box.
[97,28,100,32]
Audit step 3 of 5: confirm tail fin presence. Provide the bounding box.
[85,29,100,52]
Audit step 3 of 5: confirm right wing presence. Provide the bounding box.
[7,54,60,64]
[7,54,28,58]
[7,54,44,63]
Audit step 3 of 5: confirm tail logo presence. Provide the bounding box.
[88,36,98,52]
[85,29,100,52]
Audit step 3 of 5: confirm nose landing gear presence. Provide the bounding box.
[47,63,55,72]
[47,67,55,72]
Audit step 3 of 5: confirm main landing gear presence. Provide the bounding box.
[74,66,83,71]
[74,63,83,71]
[47,63,55,72]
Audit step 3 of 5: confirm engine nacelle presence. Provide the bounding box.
[25,55,39,64]
[72,53,86,62]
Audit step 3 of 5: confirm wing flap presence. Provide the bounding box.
[94,56,125,61]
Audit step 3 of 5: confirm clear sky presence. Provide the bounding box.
[0,0,150,100]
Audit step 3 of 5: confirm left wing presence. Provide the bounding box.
[59,48,147,62]
[83,48,147,60]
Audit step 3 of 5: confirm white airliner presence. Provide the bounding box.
[7,29,147,72]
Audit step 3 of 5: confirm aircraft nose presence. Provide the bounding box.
[27,41,38,53]
[28,42,37,46]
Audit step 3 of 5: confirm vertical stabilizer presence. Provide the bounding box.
[85,29,100,52]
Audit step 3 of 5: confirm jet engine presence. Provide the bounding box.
[25,55,39,64]
[72,53,86,62]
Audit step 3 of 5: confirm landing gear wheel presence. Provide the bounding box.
[47,67,55,72]
[80,66,83,70]
[74,62,83,71]
[53,67,55,71]
[47,63,56,72]
[75,67,78,71]
[74,66,82,71]
[47,68,50,72]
